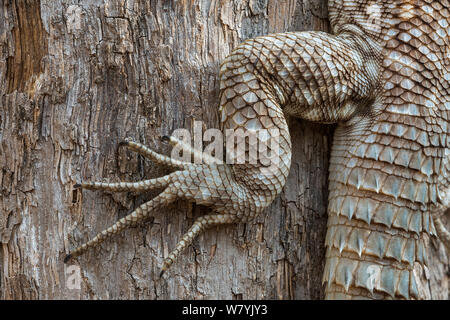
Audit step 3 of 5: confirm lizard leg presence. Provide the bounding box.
[160,214,238,276]
[65,189,177,262]
[74,172,177,193]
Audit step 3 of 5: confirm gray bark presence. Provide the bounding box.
[0,0,447,299]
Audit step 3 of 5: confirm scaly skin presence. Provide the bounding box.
[65,0,450,299]
[323,0,449,299]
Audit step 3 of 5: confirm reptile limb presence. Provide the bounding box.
[65,0,450,299]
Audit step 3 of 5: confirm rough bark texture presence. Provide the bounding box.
[0,0,447,299]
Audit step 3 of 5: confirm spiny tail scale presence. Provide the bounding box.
[323,0,450,299]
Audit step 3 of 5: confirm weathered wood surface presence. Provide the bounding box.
[0,0,447,299]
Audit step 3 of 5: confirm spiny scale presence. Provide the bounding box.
[66,0,449,299]
[323,0,449,299]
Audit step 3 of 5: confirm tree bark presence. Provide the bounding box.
[0,0,447,299]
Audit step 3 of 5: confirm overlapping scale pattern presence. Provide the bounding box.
[324,0,449,299]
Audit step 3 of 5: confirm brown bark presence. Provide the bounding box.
[0,0,447,299]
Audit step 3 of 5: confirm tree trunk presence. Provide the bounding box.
[0,0,447,299]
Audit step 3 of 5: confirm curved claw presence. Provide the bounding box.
[64,254,72,263]
[161,135,171,144]
[119,140,131,147]
[116,139,132,168]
